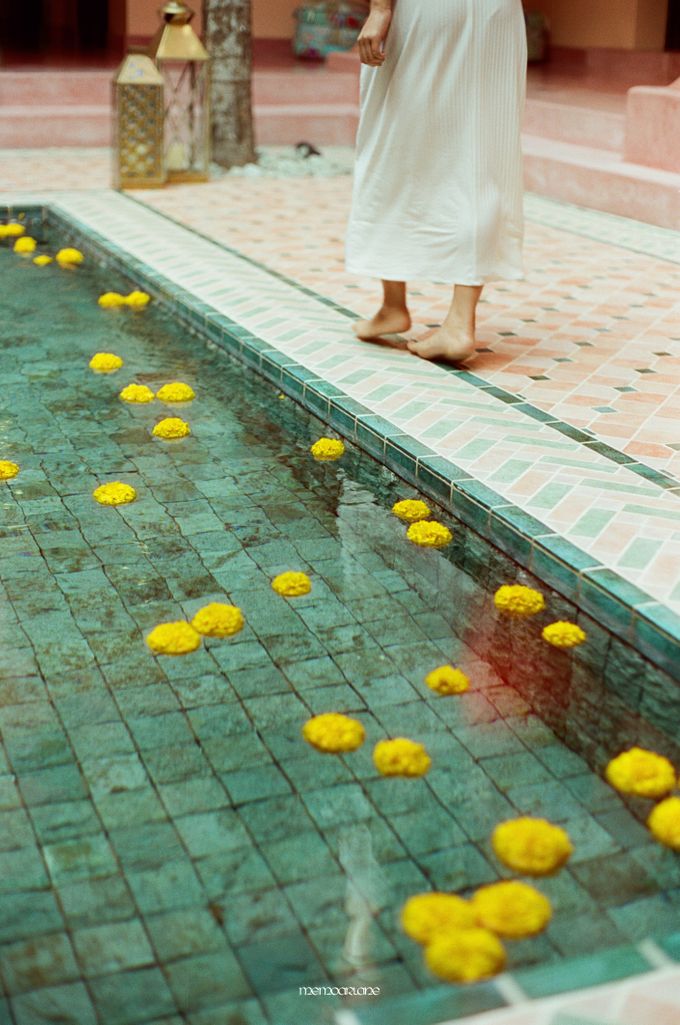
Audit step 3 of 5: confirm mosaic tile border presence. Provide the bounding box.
[7,199,677,685]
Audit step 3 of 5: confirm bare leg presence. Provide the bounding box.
[408,283,483,363]
[353,279,412,341]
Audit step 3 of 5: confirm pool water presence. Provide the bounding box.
[0,226,678,1025]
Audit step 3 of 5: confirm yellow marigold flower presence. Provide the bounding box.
[373,738,431,778]
[14,236,36,254]
[401,893,477,944]
[98,292,127,308]
[1,223,25,237]
[392,499,431,523]
[494,584,545,617]
[310,437,345,461]
[125,290,151,308]
[647,797,680,851]
[425,928,506,984]
[146,621,201,656]
[119,384,155,404]
[56,247,84,266]
[89,352,124,373]
[302,713,365,754]
[156,381,195,403]
[0,460,20,481]
[472,881,552,939]
[152,417,190,440]
[271,571,312,597]
[425,665,470,696]
[605,747,676,799]
[33,255,53,266]
[92,482,137,506]
[542,621,587,648]
[491,817,573,876]
[406,520,453,549]
[191,603,244,638]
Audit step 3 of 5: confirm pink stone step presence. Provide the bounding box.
[625,80,680,173]
[0,70,111,106]
[0,106,111,147]
[523,98,625,153]
[254,103,358,146]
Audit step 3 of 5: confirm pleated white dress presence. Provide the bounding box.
[346,0,527,285]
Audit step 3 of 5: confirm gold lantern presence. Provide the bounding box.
[149,2,211,183]
[113,54,165,189]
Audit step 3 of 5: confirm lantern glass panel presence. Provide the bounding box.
[159,59,210,181]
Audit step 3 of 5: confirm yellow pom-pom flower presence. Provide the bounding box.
[406,520,453,549]
[56,247,84,266]
[0,460,20,481]
[156,382,195,403]
[310,437,345,461]
[125,290,151,308]
[146,621,201,656]
[542,622,587,648]
[89,352,124,373]
[271,571,312,597]
[152,417,190,440]
[425,665,470,696]
[392,499,431,523]
[302,713,365,754]
[33,255,53,266]
[401,893,477,944]
[119,384,155,404]
[191,603,244,638]
[494,585,545,617]
[472,881,552,939]
[647,797,680,851]
[373,738,431,778]
[98,292,127,308]
[14,236,36,254]
[1,223,25,237]
[491,817,573,876]
[92,482,137,506]
[605,747,676,799]
[425,928,506,984]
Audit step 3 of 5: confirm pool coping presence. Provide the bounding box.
[2,201,680,1020]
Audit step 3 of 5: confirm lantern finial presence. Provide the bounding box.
[160,3,194,25]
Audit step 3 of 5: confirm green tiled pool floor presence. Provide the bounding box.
[0,227,679,1025]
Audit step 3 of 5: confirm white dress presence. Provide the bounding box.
[346,0,527,285]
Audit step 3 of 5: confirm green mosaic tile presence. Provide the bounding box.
[1,933,80,994]
[514,944,650,998]
[11,981,98,1025]
[89,967,178,1025]
[165,950,252,1010]
[73,920,155,976]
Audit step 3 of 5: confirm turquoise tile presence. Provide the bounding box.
[515,944,650,998]
[90,967,178,1025]
[354,983,505,1025]
[12,981,98,1025]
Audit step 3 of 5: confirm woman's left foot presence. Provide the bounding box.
[407,323,475,364]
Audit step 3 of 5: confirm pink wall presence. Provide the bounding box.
[126,0,295,40]
[536,0,668,50]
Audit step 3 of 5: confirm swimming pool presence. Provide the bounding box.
[0,211,678,1025]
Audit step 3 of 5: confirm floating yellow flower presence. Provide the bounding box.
[152,417,190,440]
[146,621,201,656]
[373,738,431,778]
[310,437,345,461]
[491,818,573,876]
[392,499,431,523]
[119,384,155,404]
[542,622,587,648]
[125,290,151,308]
[191,603,244,638]
[271,571,312,597]
[494,585,545,617]
[401,893,477,944]
[33,255,53,267]
[302,713,365,754]
[0,460,20,481]
[156,382,195,403]
[406,520,453,549]
[605,747,676,799]
[648,797,680,851]
[92,482,137,506]
[56,247,84,266]
[425,928,506,984]
[472,881,552,939]
[14,236,36,254]
[89,352,124,373]
[98,292,127,308]
[0,223,25,237]
[425,665,470,696]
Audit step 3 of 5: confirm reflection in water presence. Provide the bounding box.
[339,825,389,981]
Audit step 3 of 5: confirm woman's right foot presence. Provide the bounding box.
[353,306,411,342]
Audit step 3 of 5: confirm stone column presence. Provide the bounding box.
[203,0,256,168]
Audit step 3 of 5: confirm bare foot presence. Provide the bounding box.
[407,321,475,364]
[353,305,411,342]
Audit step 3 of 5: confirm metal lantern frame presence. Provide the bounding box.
[113,54,165,190]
